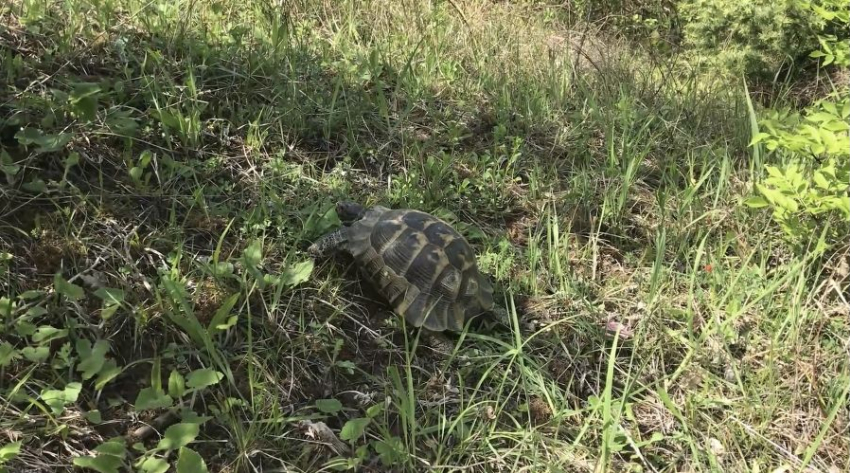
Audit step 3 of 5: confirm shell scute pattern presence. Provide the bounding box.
[345,207,493,332]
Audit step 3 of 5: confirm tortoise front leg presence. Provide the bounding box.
[307,228,349,256]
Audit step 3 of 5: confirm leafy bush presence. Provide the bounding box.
[678,0,822,79]
[567,0,681,43]
[746,94,849,250]
[803,0,850,67]
[744,0,850,252]
[568,0,848,81]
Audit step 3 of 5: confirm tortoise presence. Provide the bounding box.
[307,201,509,332]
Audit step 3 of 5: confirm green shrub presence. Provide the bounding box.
[803,0,850,67]
[678,0,822,79]
[568,0,681,41]
[746,93,850,250]
[744,0,850,253]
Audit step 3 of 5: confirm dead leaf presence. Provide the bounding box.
[297,420,350,455]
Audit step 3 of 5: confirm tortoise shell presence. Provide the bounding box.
[344,205,494,332]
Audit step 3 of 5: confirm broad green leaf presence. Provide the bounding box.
[32,325,68,343]
[159,275,210,349]
[94,438,127,457]
[154,109,180,129]
[813,171,830,189]
[781,195,800,212]
[21,346,49,362]
[69,82,101,100]
[104,109,139,136]
[743,196,770,208]
[365,403,384,418]
[0,297,12,317]
[156,422,200,451]
[214,316,238,331]
[178,409,213,425]
[823,119,850,132]
[133,387,173,410]
[185,368,223,390]
[101,304,120,321]
[75,338,93,356]
[85,409,103,424]
[0,441,21,461]
[72,454,124,473]
[373,436,403,466]
[339,417,371,442]
[765,165,784,179]
[316,398,343,414]
[18,290,46,300]
[0,342,19,367]
[282,260,314,287]
[69,82,101,122]
[168,370,186,398]
[748,132,770,146]
[806,112,838,123]
[0,149,11,165]
[0,162,20,180]
[54,273,84,300]
[64,151,80,170]
[26,306,48,317]
[820,196,850,216]
[138,150,153,168]
[14,127,73,153]
[811,4,835,20]
[821,101,839,116]
[94,359,122,390]
[129,167,144,181]
[64,382,83,399]
[242,240,263,268]
[77,339,110,380]
[175,447,209,473]
[211,261,234,276]
[757,185,785,207]
[41,382,82,415]
[821,129,839,152]
[335,360,356,374]
[22,178,47,193]
[310,204,342,235]
[94,287,124,305]
[138,456,169,473]
[207,292,239,333]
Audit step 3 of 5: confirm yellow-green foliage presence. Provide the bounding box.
[678,0,821,78]
[747,96,850,249]
[744,0,850,251]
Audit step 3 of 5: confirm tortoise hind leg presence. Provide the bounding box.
[308,228,349,256]
[421,329,456,357]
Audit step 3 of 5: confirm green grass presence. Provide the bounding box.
[1,1,848,472]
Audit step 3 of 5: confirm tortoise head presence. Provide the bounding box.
[335,201,367,223]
